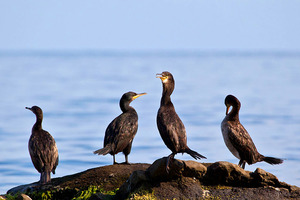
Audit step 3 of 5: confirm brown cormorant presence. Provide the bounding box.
[26,106,59,184]
[156,71,206,172]
[94,91,146,164]
[221,94,283,169]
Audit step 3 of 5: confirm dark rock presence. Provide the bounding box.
[204,161,251,186]
[149,176,205,200]
[204,185,299,200]
[89,193,113,200]
[146,157,184,180]
[6,183,40,195]
[118,158,196,199]
[7,163,150,200]
[251,168,281,187]
[183,160,207,179]
[118,159,300,199]
[6,159,300,200]
[117,170,151,199]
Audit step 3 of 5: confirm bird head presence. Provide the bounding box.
[156,71,174,84]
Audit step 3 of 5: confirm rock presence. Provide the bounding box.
[6,183,39,195]
[145,157,168,179]
[202,185,299,200]
[118,158,205,199]
[89,193,112,200]
[183,160,207,179]
[123,170,148,193]
[204,161,252,186]
[117,170,151,199]
[0,194,32,200]
[16,194,32,200]
[145,176,205,200]
[117,159,299,199]
[6,159,300,200]
[146,157,184,180]
[119,159,300,199]
[7,163,150,200]
[251,168,281,187]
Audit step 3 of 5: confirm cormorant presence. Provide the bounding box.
[26,106,59,184]
[156,71,206,172]
[221,94,283,169]
[94,91,146,164]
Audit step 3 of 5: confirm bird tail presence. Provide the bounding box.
[93,144,111,155]
[263,156,283,165]
[185,147,207,160]
[40,171,51,184]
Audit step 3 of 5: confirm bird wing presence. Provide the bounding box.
[104,117,119,146]
[29,130,58,173]
[104,113,138,154]
[157,106,186,153]
[114,118,138,153]
[29,134,43,173]
[227,121,259,164]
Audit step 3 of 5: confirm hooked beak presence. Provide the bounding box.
[226,105,231,115]
[133,93,147,100]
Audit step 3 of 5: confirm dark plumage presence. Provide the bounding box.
[26,106,59,184]
[94,91,146,164]
[156,71,206,172]
[221,94,283,169]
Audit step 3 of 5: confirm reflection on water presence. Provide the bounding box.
[0,52,300,193]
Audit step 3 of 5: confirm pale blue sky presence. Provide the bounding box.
[0,1,300,51]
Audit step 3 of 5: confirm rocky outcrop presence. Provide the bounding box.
[6,163,150,200]
[5,158,300,200]
[117,158,300,199]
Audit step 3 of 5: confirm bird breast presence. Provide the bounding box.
[221,119,241,160]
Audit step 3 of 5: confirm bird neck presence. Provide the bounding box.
[120,101,134,113]
[227,105,240,122]
[160,83,174,106]
[33,115,43,130]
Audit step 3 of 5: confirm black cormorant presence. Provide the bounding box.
[94,91,146,164]
[221,94,283,169]
[156,71,206,172]
[26,106,59,184]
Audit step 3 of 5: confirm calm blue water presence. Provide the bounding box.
[0,51,300,194]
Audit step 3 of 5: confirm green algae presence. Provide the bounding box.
[73,186,118,200]
[127,189,157,200]
[1,185,118,200]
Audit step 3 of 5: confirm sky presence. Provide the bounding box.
[0,1,300,52]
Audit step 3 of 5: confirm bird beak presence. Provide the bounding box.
[133,93,147,100]
[156,73,162,78]
[25,107,31,110]
[226,105,231,115]
[156,73,167,82]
